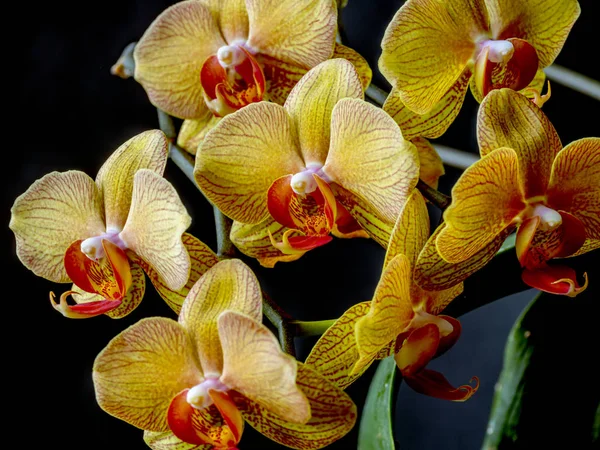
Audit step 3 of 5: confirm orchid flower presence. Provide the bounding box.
[9,130,218,318]
[194,58,420,267]
[414,89,599,297]
[93,259,356,449]
[133,0,371,154]
[379,0,580,140]
[306,190,478,401]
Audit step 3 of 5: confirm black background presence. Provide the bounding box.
[9,0,598,449]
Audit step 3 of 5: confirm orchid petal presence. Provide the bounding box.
[134,0,224,118]
[522,264,588,297]
[93,317,201,432]
[258,54,308,105]
[477,88,562,198]
[177,115,221,156]
[437,148,524,263]
[413,138,445,190]
[144,430,210,449]
[284,59,363,165]
[236,363,357,450]
[96,130,169,230]
[195,101,303,224]
[9,171,105,282]
[324,98,419,226]
[421,283,464,316]
[404,368,479,402]
[395,323,440,377]
[200,0,248,44]
[179,259,262,376]
[333,43,372,90]
[547,137,600,240]
[50,290,122,319]
[219,311,310,423]
[246,0,336,69]
[379,0,488,114]
[120,170,191,291]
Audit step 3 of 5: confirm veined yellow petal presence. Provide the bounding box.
[383,69,471,140]
[177,115,221,156]
[284,59,363,165]
[477,88,562,198]
[332,43,372,91]
[385,190,429,269]
[236,363,356,450]
[259,54,308,105]
[414,223,516,291]
[246,0,336,69]
[230,219,305,268]
[547,137,600,240]
[305,302,370,390]
[120,170,191,291]
[486,0,580,67]
[178,259,262,377]
[195,102,303,224]
[379,0,488,114]
[219,311,310,423]
[200,0,249,44]
[96,130,169,230]
[354,254,414,376]
[420,283,464,316]
[324,98,419,225]
[438,148,524,263]
[9,171,105,283]
[134,0,224,119]
[144,430,210,449]
[413,137,445,190]
[93,317,202,432]
[135,233,220,315]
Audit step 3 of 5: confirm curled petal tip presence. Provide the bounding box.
[551,272,589,298]
[49,290,121,319]
[523,80,552,108]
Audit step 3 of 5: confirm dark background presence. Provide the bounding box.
[9,0,598,449]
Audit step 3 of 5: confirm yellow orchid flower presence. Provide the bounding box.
[133,0,371,154]
[9,130,218,318]
[379,0,580,140]
[306,190,478,401]
[414,88,599,297]
[194,59,419,267]
[93,259,356,449]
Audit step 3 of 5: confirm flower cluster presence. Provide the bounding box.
[10,0,598,449]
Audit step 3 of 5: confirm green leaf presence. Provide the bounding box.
[358,356,398,450]
[482,280,600,449]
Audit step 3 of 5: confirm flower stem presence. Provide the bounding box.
[416,179,452,210]
[290,319,337,337]
[262,291,296,357]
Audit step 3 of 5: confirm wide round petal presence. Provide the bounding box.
[236,363,357,450]
[200,0,249,44]
[246,0,336,69]
[332,43,372,91]
[195,101,304,224]
[96,130,169,230]
[93,317,202,432]
[324,98,419,225]
[379,0,488,114]
[134,0,225,119]
[178,259,262,377]
[9,171,105,283]
[218,311,310,423]
[437,148,524,263]
[547,138,600,240]
[477,88,562,198]
[284,59,363,165]
[487,0,580,67]
[120,170,192,291]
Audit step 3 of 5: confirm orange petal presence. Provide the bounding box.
[333,43,372,91]
[269,229,333,254]
[284,59,363,165]
[522,264,588,297]
[50,290,122,319]
[194,101,304,224]
[178,259,262,376]
[136,233,220,315]
[96,130,169,230]
[435,315,462,357]
[487,0,580,67]
[246,0,336,68]
[477,88,562,198]
[93,317,201,432]
[219,311,310,423]
[395,323,440,377]
[414,223,516,291]
[404,369,479,402]
[305,301,372,390]
[383,69,471,140]
[134,1,224,118]
[143,430,211,449]
[547,137,600,240]
[120,170,192,291]
[9,171,105,283]
[177,115,221,156]
[379,0,486,114]
[331,201,369,239]
[236,363,357,449]
[324,98,420,226]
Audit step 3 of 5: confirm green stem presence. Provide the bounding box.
[262,291,296,357]
[290,319,337,337]
[213,206,236,258]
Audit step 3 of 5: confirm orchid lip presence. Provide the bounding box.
[410,310,453,337]
[80,228,127,261]
[186,377,229,410]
